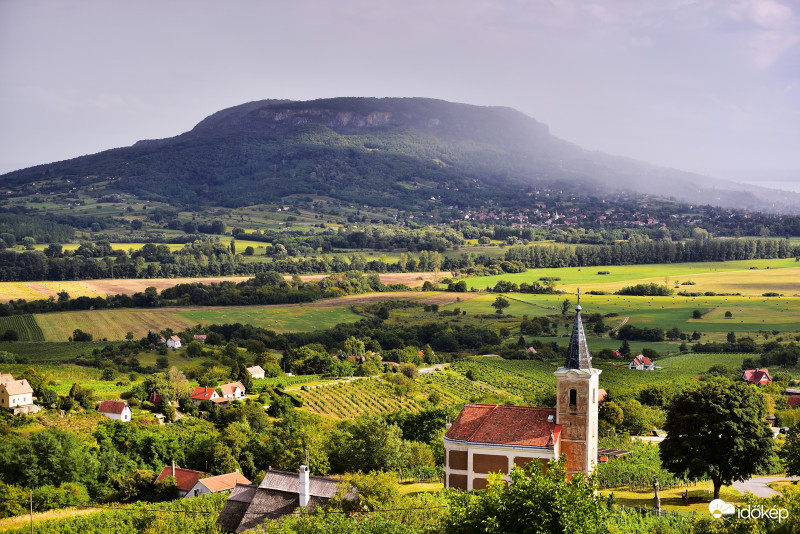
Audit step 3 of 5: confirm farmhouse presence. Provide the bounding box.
[166,335,182,349]
[0,377,38,414]
[246,366,265,379]
[185,471,251,498]
[155,462,209,498]
[191,386,220,405]
[629,355,655,371]
[97,400,132,422]
[742,369,772,386]
[193,334,207,343]
[219,381,246,399]
[217,466,356,532]
[443,292,600,490]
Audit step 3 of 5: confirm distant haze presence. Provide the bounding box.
[1,1,799,189]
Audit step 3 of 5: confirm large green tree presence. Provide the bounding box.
[660,377,773,500]
[444,458,609,534]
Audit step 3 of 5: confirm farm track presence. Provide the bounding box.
[612,316,630,333]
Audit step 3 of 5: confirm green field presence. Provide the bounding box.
[27,303,362,341]
[463,258,800,296]
[443,292,800,342]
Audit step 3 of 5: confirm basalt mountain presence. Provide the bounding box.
[1,97,795,212]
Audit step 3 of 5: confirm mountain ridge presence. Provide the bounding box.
[2,97,797,213]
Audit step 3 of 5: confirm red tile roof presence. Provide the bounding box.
[155,465,208,492]
[598,388,607,403]
[743,369,771,385]
[632,355,653,366]
[445,404,560,448]
[197,471,251,493]
[0,373,15,383]
[787,396,800,408]
[97,400,129,415]
[191,387,218,400]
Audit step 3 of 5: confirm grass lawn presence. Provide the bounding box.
[600,483,745,514]
[398,481,444,496]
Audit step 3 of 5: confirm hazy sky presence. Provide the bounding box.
[1,0,799,184]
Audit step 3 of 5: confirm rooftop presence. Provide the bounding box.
[445,403,560,448]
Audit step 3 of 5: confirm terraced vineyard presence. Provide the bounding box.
[449,360,554,401]
[296,377,427,418]
[0,314,45,341]
[416,370,501,403]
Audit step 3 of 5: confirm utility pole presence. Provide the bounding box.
[29,490,33,534]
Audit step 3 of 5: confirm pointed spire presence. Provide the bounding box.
[564,287,592,370]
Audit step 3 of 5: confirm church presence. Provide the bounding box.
[443,293,601,490]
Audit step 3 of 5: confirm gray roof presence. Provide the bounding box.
[563,304,592,370]
[258,470,344,499]
[217,471,356,533]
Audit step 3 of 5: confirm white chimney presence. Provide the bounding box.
[299,465,310,508]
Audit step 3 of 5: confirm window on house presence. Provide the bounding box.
[569,389,577,410]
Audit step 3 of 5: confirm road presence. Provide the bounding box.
[732,476,800,498]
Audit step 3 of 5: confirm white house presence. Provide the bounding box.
[166,335,182,349]
[629,355,656,371]
[185,471,251,498]
[97,400,132,422]
[0,378,35,414]
[219,381,246,399]
[246,366,265,379]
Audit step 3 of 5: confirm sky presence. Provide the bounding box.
[1,0,799,187]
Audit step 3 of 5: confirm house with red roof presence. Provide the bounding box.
[742,369,772,386]
[444,291,601,490]
[246,366,265,379]
[97,400,132,422]
[191,386,220,405]
[629,355,655,371]
[166,335,182,349]
[787,396,800,408]
[185,471,251,498]
[219,382,246,399]
[193,334,207,343]
[155,462,210,498]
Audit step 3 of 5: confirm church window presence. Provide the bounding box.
[569,389,577,410]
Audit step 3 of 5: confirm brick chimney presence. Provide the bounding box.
[299,465,310,508]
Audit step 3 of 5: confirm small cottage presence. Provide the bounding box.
[629,355,655,371]
[155,462,209,498]
[743,368,771,386]
[191,386,220,405]
[97,399,132,422]
[166,335,182,349]
[246,366,265,380]
[0,378,35,414]
[193,334,207,344]
[219,382,246,399]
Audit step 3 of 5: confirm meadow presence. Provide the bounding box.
[463,258,800,296]
[27,303,363,341]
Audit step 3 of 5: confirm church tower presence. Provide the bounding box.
[554,289,601,476]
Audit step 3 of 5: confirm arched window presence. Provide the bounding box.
[569,388,577,410]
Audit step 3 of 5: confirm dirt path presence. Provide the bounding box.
[612,316,630,333]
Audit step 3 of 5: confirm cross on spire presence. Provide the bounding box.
[576,287,581,307]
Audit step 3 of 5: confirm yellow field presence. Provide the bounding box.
[36,309,196,341]
[0,282,47,301]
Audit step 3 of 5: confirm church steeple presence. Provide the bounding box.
[563,288,592,370]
